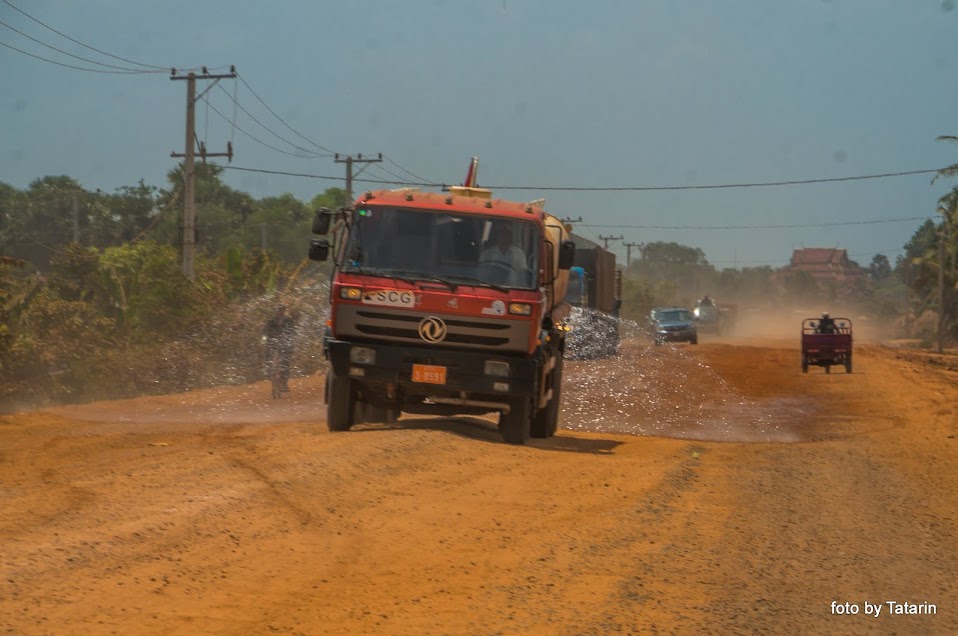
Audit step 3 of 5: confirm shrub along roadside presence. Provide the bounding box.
[0,242,329,413]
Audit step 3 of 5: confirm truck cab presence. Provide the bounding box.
[309,175,574,445]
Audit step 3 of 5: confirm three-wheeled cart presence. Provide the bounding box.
[801,317,853,374]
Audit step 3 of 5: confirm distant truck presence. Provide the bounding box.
[308,158,576,445]
[564,233,622,359]
[693,296,737,336]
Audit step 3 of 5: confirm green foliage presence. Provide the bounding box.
[899,219,942,315]
[101,242,210,336]
[619,276,676,321]
[869,254,892,280]
[310,187,349,210]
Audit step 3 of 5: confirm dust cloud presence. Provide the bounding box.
[561,317,816,443]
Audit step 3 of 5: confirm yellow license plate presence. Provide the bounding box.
[412,364,447,384]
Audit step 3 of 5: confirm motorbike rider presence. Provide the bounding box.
[263,304,295,392]
[817,312,837,334]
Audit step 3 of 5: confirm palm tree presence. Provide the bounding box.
[933,136,958,183]
[934,187,958,350]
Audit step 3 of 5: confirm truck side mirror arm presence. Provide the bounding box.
[312,208,333,235]
[308,238,330,261]
[558,240,576,270]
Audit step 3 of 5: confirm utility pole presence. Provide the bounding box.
[623,241,642,271]
[71,193,80,244]
[598,234,623,250]
[335,153,383,203]
[938,225,946,354]
[171,66,236,280]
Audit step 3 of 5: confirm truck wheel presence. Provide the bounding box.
[326,371,356,432]
[825,364,831,374]
[845,355,852,374]
[531,355,563,439]
[802,355,808,373]
[691,334,698,345]
[499,396,532,445]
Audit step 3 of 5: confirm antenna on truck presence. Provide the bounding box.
[463,156,479,187]
[445,156,492,199]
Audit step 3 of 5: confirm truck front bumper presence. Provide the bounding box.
[325,338,539,399]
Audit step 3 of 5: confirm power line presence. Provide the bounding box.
[213,84,330,158]
[236,73,338,155]
[220,164,416,185]
[368,162,421,185]
[488,168,944,191]
[586,216,936,230]
[0,18,161,73]
[381,154,431,183]
[212,164,946,192]
[198,96,324,159]
[0,39,159,74]
[1,0,170,71]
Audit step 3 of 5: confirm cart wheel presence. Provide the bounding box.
[801,355,808,374]
[845,355,852,374]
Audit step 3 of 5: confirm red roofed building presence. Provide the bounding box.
[780,248,867,287]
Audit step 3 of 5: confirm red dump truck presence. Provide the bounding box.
[308,159,575,444]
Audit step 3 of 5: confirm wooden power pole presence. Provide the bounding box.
[171,66,236,279]
[938,225,946,354]
[335,153,382,203]
[623,241,642,271]
[598,235,623,250]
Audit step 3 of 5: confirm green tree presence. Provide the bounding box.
[631,241,716,304]
[98,241,224,338]
[310,187,349,210]
[899,219,941,316]
[245,194,311,262]
[869,254,892,281]
[100,180,160,243]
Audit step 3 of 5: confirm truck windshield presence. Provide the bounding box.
[340,206,539,290]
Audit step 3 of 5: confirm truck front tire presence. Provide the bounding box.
[326,370,356,432]
[531,355,563,439]
[500,396,532,445]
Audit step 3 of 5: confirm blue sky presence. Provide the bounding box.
[3,0,957,268]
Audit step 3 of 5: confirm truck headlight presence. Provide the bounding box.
[484,360,510,377]
[340,287,362,300]
[349,347,376,364]
[508,303,532,316]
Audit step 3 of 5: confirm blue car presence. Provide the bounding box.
[648,306,698,345]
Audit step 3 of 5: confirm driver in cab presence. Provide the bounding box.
[480,223,528,284]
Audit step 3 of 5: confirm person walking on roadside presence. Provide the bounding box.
[263,304,295,392]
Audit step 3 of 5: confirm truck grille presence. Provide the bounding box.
[335,306,530,352]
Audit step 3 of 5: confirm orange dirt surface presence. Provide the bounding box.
[2,334,957,635]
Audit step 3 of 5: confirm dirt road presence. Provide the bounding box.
[2,336,957,635]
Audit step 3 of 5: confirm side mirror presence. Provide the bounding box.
[308,238,330,262]
[558,240,576,270]
[312,208,333,235]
